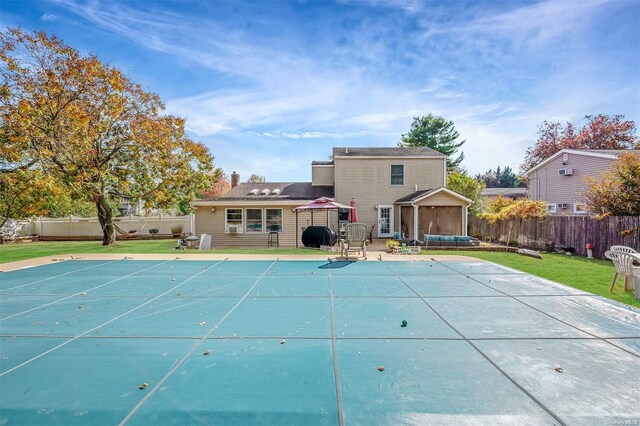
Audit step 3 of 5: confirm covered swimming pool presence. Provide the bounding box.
[1,259,639,425]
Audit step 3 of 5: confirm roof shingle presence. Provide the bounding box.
[333,146,446,158]
[395,189,437,203]
[205,182,334,201]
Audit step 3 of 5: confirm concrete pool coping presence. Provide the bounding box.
[0,250,478,272]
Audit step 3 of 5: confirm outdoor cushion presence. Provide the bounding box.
[455,236,472,242]
[440,236,456,242]
[424,234,441,242]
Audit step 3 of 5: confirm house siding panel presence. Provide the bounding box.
[414,192,467,207]
[334,157,446,232]
[527,153,616,215]
[195,204,327,248]
[311,165,334,186]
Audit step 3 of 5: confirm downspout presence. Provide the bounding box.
[464,204,469,236]
[443,158,447,187]
[412,203,418,241]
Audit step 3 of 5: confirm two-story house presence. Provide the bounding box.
[525,149,638,215]
[191,146,472,247]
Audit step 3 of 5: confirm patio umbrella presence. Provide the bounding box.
[347,198,358,222]
[293,197,353,248]
[294,197,352,211]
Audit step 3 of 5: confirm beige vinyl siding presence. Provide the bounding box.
[400,191,468,238]
[414,192,467,207]
[195,204,328,248]
[527,153,616,215]
[334,157,446,232]
[312,165,334,186]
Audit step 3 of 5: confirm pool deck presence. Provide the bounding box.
[0,250,474,272]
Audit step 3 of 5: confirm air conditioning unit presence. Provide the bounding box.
[227,225,242,233]
[557,203,569,209]
[558,168,573,176]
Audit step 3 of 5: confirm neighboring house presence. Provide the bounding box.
[525,149,638,215]
[481,187,527,201]
[117,197,143,216]
[192,146,472,247]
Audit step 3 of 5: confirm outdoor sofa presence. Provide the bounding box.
[423,234,480,247]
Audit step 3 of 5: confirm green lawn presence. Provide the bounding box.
[421,250,638,308]
[0,240,321,264]
[1,240,637,308]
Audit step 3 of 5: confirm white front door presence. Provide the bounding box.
[377,205,394,238]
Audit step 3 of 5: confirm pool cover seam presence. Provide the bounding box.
[431,258,640,359]
[327,267,345,426]
[5,334,639,341]
[0,292,598,299]
[0,259,178,321]
[382,261,569,426]
[0,258,227,377]
[119,259,279,425]
[0,259,122,294]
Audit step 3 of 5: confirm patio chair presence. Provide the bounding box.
[342,223,368,260]
[610,245,638,254]
[267,225,279,248]
[604,250,640,292]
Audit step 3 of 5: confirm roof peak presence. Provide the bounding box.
[332,146,446,157]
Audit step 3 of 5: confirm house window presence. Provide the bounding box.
[390,165,404,185]
[245,208,263,233]
[266,209,283,232]
[225,208,243,233]
[574,203,588,214]
[337,208,349,222]
[547,203,557,214]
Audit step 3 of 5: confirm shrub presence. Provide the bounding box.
[584,152,640,218]
[170,225,183,235]
[385,239,400,249]
[479,197,547,224]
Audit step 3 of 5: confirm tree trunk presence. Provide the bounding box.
[96,194,116,245]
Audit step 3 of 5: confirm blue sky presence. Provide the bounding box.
[3,0,639,182]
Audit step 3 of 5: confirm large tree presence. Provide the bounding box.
[0,169,59,229]
[399,114,465,171]
[1,29,214,245]
[520,115,638,172]
[200,168,229,199]
[583,152,640,218]
[247,174,266,183]
[446,171,484,215]
[475,166,523,188]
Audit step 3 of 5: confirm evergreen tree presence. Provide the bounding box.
[476,166,523,188]
[399,115,465,171]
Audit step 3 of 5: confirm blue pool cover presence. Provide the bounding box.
[1,259,639,425]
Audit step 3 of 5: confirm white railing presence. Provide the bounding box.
[30,214,194,237]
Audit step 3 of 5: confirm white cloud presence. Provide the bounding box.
[52,0,639,181]
[421,1,605,48]
[40,13,58,21]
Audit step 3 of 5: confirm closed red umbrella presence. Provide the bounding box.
[347,198,358,222]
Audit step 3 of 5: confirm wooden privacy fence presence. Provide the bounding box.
[469,215,640,259]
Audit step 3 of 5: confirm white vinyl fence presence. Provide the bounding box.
[31,214,194,237]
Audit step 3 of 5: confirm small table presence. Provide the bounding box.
[185,235,199,249]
